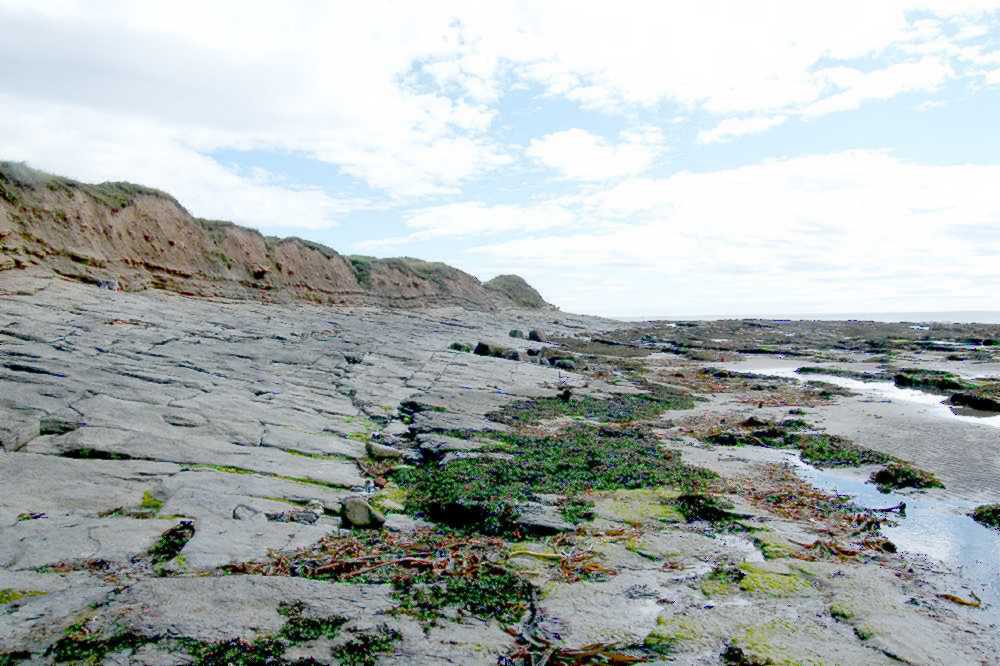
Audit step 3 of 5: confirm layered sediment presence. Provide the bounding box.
[0,162,551,310]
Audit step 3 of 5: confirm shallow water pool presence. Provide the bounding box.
[790,455,1000,622]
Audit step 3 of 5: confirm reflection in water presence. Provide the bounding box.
[790,455,1000,622]
[758,366,1000,429]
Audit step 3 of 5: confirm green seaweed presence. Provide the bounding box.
[396,425,715,534]
[491,385,695,426]
[140,491,164,512]
[971,503,1000,529]
[330,626,402,665]
[870,462,944,492]
[0,589,47,604]
[894,368,977,393]
[392,571,531,627]
[148,521,195,565]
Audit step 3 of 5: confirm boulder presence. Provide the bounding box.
[341,497,385,528]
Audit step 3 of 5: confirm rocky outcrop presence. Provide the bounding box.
[0,162,552,310]
[484,274,550,309]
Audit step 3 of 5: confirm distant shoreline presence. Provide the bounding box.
[611,311,1000,324]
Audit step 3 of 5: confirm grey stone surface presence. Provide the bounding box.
[0,514,180,570]
[2,275,996,664]
[367,440,404,459]
[101,576,396,642]
[514,501,575,534]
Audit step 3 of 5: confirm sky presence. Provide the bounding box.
[1,1,999,317]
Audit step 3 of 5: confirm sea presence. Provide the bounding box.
[614,311,1000,324]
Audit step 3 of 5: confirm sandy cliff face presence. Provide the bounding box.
[0,163,551,310]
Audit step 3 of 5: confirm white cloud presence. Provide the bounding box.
[699,116,787,144]
[1,0,999,234]
[356,201,575,249]
[0,1,511,203]
[470,151,1000,315]
[0,96,366,231]
[526,128,665,180]
[802,58,954,117]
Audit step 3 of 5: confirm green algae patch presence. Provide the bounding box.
[672,493,749,527]
[870,462,944,492]
[140,491,164,512]
[558,495,595,524]
[701,565,743,596]
[489,384,695,426]
[829,603,854,621]
[644,615,702,655]
[395,425,715,535]
[796,366,886,382]
[737,563,809,597]
[0,651,30,666]
[971,503,1000,529]
[853,625,875,641]
[393,570,531,628]
[331,625,402,665]
[0,589,47,604]
[795,434,891,467]
[752,535,795,560]
[701,563,809,598]
[894,368,977,393]
[723,619,814,666]
[46,618,151,665]
[149,521,195,566]
[371,485,408,513]
[593,487,684,525]
[707,418,890,468]
[276,601,346,643]
[950,382,1000,412]
[45,601,391,666]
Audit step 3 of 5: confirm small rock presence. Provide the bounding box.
[528,329,545,342]
[232,504,262,521]
[342,496,385,528]
[366,441,403,459]
[291,511,317,524]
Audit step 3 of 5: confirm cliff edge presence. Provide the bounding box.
[0,161,553,311]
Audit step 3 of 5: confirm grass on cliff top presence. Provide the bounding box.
[0,160,181,212]
[395,424,716,535]
[489,384,695,426]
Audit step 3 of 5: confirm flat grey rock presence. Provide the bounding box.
[0,514,180,570]
[98,576,397,642]
[514,501,575,534]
